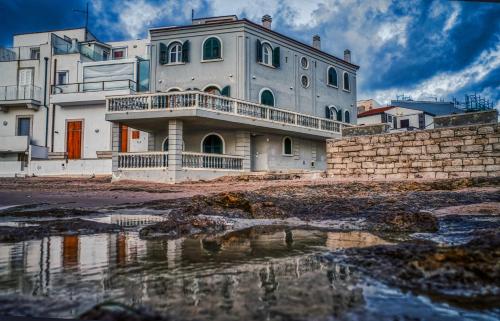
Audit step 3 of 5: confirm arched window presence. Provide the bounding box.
[344,110,351,123]
[336,108,342,121]
[202,134,224,154]
[168,42,182,63]
[203,37,222,60]
[260,89,275,107]
[327,106,338,120]
[262,43,272,66]
[327,67,338,87]
[204,85,221,95]
[343,72,350,91]
[282,137,293,156]
[162,137,185,151]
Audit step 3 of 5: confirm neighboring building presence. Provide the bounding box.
[357,99,380,114]
[0,27,150,177]
[390,99,463,116]
[106,15,358,183]
[357,106,434,131]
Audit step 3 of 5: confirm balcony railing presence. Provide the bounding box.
[117,151,244,171]
[182,152,243,170]
[52,80,137,95]
[0,46,39,62]
[107,91,349,134]
[118,152,168,169]
[0,85,42,101]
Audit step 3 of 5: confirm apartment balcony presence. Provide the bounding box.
[0,85,42,110]
[106,91,350,139]
[0,46,39,62]
[51,80,137,107]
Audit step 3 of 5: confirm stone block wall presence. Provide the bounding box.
[327,123,500,180]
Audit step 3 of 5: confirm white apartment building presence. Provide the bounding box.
[357,106,434,131]
[0,15,358,182]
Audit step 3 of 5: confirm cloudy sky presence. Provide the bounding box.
[1,0,499,108]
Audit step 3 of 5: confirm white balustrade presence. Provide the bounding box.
[182,152,243,170]
[118,152,168,169]
[107,91,351,134]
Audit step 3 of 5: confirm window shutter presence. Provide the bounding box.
[336,109,342,122]
[325,106,331,119]
[159,42,167,64]
[272,46,280,68]
[256,39,262,63]
[182,40,190,63]
[381,113,387,123]
[221,85,231,97]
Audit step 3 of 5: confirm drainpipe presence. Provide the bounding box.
[43,57,49,148]
[51,59,57,152]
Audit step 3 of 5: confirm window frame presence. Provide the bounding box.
[167,42,183,64]
[344,110,351,124]
[56,70,69,85]
[201,133,225,154]
[300,56,309,69]
[201,36,223,62]
[261,42,274,67]
[29,47,40,60]
[259,88,275,107]
[15,115,33,137]
[327,66,338,88]
[282,136,293,156]
[111,47,127,60]
[343,71,351,92]
[300,74,310,88]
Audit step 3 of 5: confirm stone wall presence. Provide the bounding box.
[327,123,500,180]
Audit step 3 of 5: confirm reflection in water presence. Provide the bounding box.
[0,227,496,320]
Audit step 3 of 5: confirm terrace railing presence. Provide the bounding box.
[118,152,168,169]
[0,85,42,101]
[0,46,39,62]
[52,80,136,94]
[107,91,350,134]
[182,152,244,170]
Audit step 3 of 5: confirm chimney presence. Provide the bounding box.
[312,35,321,50]
[344,49,351,63]
[262,15,272,29]
[69,38,79,53]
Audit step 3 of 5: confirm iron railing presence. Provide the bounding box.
[52,80,136,94]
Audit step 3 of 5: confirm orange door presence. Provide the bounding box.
[120,124,128,152]
[67,121,82,159]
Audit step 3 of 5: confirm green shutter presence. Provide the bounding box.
[159,42,167,64]
[272,46,280,68]
[221,85,231,97]
[182,40,190,63]
[325,106,331,119]
[256,39,262,63]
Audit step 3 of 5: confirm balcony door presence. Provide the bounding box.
[67,120,82,159]
[18,68,34,99]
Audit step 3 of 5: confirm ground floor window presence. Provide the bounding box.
[282,136,293,156]
[400,119,410,128]
[16,117,31,136]
[202,134,224,154]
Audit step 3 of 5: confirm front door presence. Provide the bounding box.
[67,121,82,159]
[250,135,268,172]
[120,125,128,152]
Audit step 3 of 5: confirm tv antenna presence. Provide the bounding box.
[74,2,89,30]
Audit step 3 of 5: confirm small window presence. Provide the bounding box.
[301,75,309,88]
[344,110,350,124]
[203,37,222,60]
[400,119,410,128]
[282,137,293,156]
[112,47,127,60]
[57,71,68,85]
[260,89,275,107]
[132,130,140,139]
[17,117,31,136]
[30,47,40,60]
[343,72,350,91]
[202,134,224,154]
[262,43,272,66]
[387,115,393,123]
[327,67,338,87]
[168,43,182,63]
[300,57,309,69]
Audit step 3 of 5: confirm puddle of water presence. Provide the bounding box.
[85,213,168,228]
[0,226,497,320]
[0,222,39,227]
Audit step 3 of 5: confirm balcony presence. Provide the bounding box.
[0,85,42,109]
[51,80,136,107]
[0,136,29,153]
[0,46,39,62]
[106,91,351,138]
[118,151,244,171]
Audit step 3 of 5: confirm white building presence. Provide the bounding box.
[0,15,358,182]
[357,106,434,131]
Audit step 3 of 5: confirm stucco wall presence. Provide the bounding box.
[327,123,500,180]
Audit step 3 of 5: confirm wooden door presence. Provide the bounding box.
[120,125,128,152]
[67,121,82,159]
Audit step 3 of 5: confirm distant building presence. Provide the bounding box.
[390,99,463,116]
[357,106,434,131]
[357,99,380,114]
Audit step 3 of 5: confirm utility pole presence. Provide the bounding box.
[74,2,89,30]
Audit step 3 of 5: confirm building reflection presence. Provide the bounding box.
[0,226,383,319]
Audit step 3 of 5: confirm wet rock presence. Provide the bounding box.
[0,218,121,242]
[139,216,227,240]
[341,230,500,308]
[80,302,170,321]
[374,211,439,233]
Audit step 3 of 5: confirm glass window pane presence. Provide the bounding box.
[17,118,30,136]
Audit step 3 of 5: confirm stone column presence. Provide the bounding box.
[168,119,183,182]
[236,131,251,171]
[111,122,120,172]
